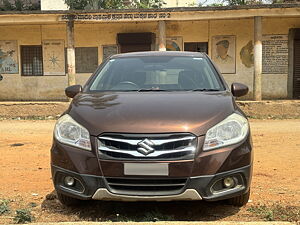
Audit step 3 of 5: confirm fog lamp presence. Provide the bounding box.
[64,176,75,186]
[223,177,235,188]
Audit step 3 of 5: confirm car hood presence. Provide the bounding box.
[67,91,236,136]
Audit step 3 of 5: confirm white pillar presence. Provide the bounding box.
[66,19,76,87]
[253,16,262,101]
[158,21,166,51]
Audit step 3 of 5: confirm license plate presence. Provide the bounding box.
[124,163,169,176]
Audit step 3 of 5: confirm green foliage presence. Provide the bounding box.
[208,3,225,6]
[28,202,38,208]
[100,0,125,9]
[199,0,265,6]
[13,209,33,224]
[270,0,300,3]
[247,203,300,222]
[2,0,15,10]
[134,0,166,8]
[107,209,174,222]
[64,0,165,9]
[14,0,24,10]
[64,0,88,9]
[224,0,247,5]
[0,0,40,11]
[64,0,123,10]
[0,199,10,215]
[224,0,264,5]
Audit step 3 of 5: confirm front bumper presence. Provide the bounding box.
[52,164,252,202]
[51,131,253,202]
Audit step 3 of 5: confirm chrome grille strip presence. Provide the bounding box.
[98,133,197,160]
[99,136,195,146]
[99,146,195,157]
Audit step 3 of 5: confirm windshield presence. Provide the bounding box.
[89,56,225,92]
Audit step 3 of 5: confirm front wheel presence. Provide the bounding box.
[56,192,81,206]
[227,190,250,207]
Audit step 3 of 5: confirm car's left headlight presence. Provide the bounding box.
[203,113,249,151]
[54,114,91,151]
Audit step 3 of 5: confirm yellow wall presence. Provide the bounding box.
[0,25,68,100]
[166,20,209,42]
[209,19,254,99]
[0,17,299,100]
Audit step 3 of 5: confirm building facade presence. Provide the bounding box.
[0,4,299,100]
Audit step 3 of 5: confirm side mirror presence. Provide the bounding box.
[0,74,3,81]
[231,83,248,97]
[65,85,82,98]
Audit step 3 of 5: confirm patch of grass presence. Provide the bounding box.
[106,209,175,222]
[0,115,60,121]
[13,209,34,224]
[247,203,300,222]
[28,202,38,208]
[247,114,300,120]
[143,210,175,221]
[108,213,131,222]
[0,199,10,215]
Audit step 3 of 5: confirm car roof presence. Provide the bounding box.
[111,51,206,59]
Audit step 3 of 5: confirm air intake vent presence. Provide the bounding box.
[106,177,188,196]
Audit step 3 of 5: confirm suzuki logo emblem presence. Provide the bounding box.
[137,139,155,155]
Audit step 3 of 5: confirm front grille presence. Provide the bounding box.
[105,177,188,196]
[98,133,197,161]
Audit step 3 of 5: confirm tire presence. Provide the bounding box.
[56,192,80,206]
[227,190,250,207]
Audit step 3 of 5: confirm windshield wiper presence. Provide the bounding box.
[191,88,220,92]
[137,88,167,92]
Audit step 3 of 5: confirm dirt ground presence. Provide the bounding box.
[0,100,299,120]
[0,119,299,224]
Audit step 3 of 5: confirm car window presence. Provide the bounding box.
[89,56,224,91]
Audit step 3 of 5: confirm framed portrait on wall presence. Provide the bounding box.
[212,35,236,74]
[166,37,183,51]
[102,45,118,62]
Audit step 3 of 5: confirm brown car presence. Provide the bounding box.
[51,51,252,207]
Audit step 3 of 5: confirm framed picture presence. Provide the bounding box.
[0,40,19,74]
[43,40,65,76]
[103,45,118,62]
[166,37,183,51]
[212,35,236,74]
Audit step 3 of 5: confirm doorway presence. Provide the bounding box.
[117,33,155,53]
[293,32,300,99]
[184,42,208,54]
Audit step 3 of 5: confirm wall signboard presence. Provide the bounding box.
[60,12,171,22]
[43,40,65,76]
[262,34,288,74]
[0,40,19,74]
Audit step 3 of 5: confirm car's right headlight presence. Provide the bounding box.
[54,114,91,151]
[203,113,249,151]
